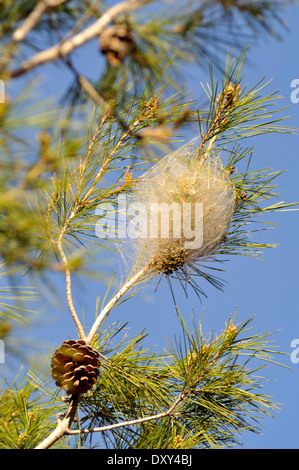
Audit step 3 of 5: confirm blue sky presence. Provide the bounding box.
[1,1,299,449]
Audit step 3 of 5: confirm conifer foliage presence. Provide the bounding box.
[0,0,296,449]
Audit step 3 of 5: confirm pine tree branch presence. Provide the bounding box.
[86,265,150,345]
[34,394,80,449]
[49,110,144,342]
[66,391,187,436]
[81,114,142,203]
[59,110,140,230]
[63,56,108,110]
[63,56,145,137]
[34,383,187,448]
[51,112,144,341]
[197,81,241,161]
[35,319,238,447]
[56,237,86,341]
[8,0,152,78]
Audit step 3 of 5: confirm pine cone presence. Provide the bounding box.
[99,24,135,66]
[51,339,101,395]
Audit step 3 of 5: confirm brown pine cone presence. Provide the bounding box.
[51,339,101,395]
[99,24,135,66]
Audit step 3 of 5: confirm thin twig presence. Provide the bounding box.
[63,56,137,138]
[56,236,86,340]
[61,0,103,45]
[66,110,140,223]
[86,265,150,345]
[63,57,107,109]
[66,392,187,435]
[78,115,142,210]
[196,82,241,162]
[35,386,186,448]
[56,111,110,226]
[196,108,223,161]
